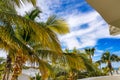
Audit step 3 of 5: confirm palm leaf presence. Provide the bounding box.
[25,7,42,20]
[0,0,16,14]
[79,53,95,71]
[110,54,120,62]
[62,53,86,70]
[46,15,69,34]
[36,49,60,60]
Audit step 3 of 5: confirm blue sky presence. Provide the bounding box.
[1,0,120,67]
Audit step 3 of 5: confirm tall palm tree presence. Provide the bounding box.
[0,0,69,80]
[85,48,95,62]
[23,8,69,80]
[0,0,37,80]
[20,8,69,59]
[101,51,120,75]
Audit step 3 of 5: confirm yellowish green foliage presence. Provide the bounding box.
[0,0,70,80]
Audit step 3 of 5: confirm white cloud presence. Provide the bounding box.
[16,2,34,16]
[65,11,99,28]
[15,0,120,50]
[59,11,111,49]
[60,37,81,49]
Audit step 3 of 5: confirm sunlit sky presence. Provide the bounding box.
[1,0,120,67]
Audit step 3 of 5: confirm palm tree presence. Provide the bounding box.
[101,51,120,75]
[23,8,69,80]
[0,0,69,80]
[85,48,95,62]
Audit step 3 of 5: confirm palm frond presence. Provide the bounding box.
[0,38,17,57]
[110,54,120,62]
[79,53,95,71]
[0,12,62,54]
[46,15,69,34]
[0,0,16,13]
[25,7,42,20]
[30,54,54,80]
[36,49,60,60]
[63,53,86,70]
[38,59,54,79]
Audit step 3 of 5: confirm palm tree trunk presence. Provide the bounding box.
[11,56,22,80]
[3,55,12,80]
[11,50,27,80]
[90,55,92,63]
[108,61,113,75]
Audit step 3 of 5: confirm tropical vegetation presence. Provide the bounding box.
[0,0,68,80]
[96,51,120,75]
[0,0,120,80]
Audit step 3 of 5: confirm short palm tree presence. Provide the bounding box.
[101,51,120,75]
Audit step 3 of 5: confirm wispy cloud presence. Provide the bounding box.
[34,0,111,49]
[59,11,110,49]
